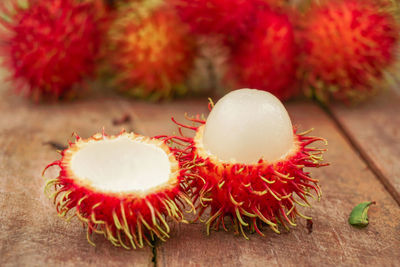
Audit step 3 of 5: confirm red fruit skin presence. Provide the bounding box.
[0,0,103,101]
[228,10,298,101]
[44,131,192,249]
[108,6,195,100]
[159,112,328,237]
[170,0,273,44]
[301,0,399,103]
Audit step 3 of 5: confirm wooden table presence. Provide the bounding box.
[1,84,399,266]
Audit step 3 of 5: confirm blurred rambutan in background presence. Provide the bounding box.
[227,9,298,101]
[107,3,196,100]
[0,0,103,101]
[300,0,399,103]
[170,0,275,45]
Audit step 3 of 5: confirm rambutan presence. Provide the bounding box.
[107,4,196,100]
[0,0,103,101]
[43,130,193,249]
[170,0,271,44]
[161,89,328,238]
[300,0,399,103]
[228,9,298,101]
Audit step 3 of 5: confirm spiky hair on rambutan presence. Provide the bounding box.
[43,130,194,249]
[300,0,400,103]
[227,9,298,101]
[107,3,196,100]
[0,0,103,101]
[158,89,328,238]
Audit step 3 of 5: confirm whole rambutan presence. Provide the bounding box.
[170,0,272,44]
[43,130,193,249]
[160,89,328,238]
[300,0,399,103]
[107,4,195,100]
[0,0,103,101]
[228,10,298,101]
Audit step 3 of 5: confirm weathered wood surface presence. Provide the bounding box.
[143,101,400,267]
[0,92,153,266]
[1,86,400,266]
[329,90,400,205]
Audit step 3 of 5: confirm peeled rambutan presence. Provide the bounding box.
[170,0,272,44]
[300,0,399,103]
[43,130,193,249]
[161,89,328,238]
[107,4,196,100]
[0,0,103,101]
[228,9,298,101]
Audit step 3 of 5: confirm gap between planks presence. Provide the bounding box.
[322,104,400,206]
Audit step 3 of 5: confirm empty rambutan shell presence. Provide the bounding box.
[107,4,196,100]
[161,89,328,238]
[43,130,193,249]
[300,0,399,103]
[227,9,298,101]
[0,0,103,101]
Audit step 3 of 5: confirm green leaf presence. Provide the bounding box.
[348,201,376,227]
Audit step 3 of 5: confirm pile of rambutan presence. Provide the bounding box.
[0,0,104,101]
[2,0,398,103]
[0,0,197,101]
[106,1,196,100]
[171,0,300,101]
[171,0,400,103]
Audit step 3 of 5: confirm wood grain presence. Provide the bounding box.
[125,99,209,137]
[138,101,400,267]
[0,91,153,267]
[329,90,400,205]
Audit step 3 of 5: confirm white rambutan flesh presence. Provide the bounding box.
[203,89,294,164]
[70,135,173,193]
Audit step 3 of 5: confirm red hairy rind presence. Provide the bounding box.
[107,5,196,100]
[43,130,193,249]
[300,0,399,103]
[0,0,103,101]
[228,9,298,101]
[170,0,291,45]
[158,110,328,239]
[170,0,271,44]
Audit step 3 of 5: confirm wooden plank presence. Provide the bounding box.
[329,90,400,205]
[0,92,153,266]
[127,99,209,137]
[138,101,400,266]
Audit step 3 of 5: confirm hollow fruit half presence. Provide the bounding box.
[43,130,193,249]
